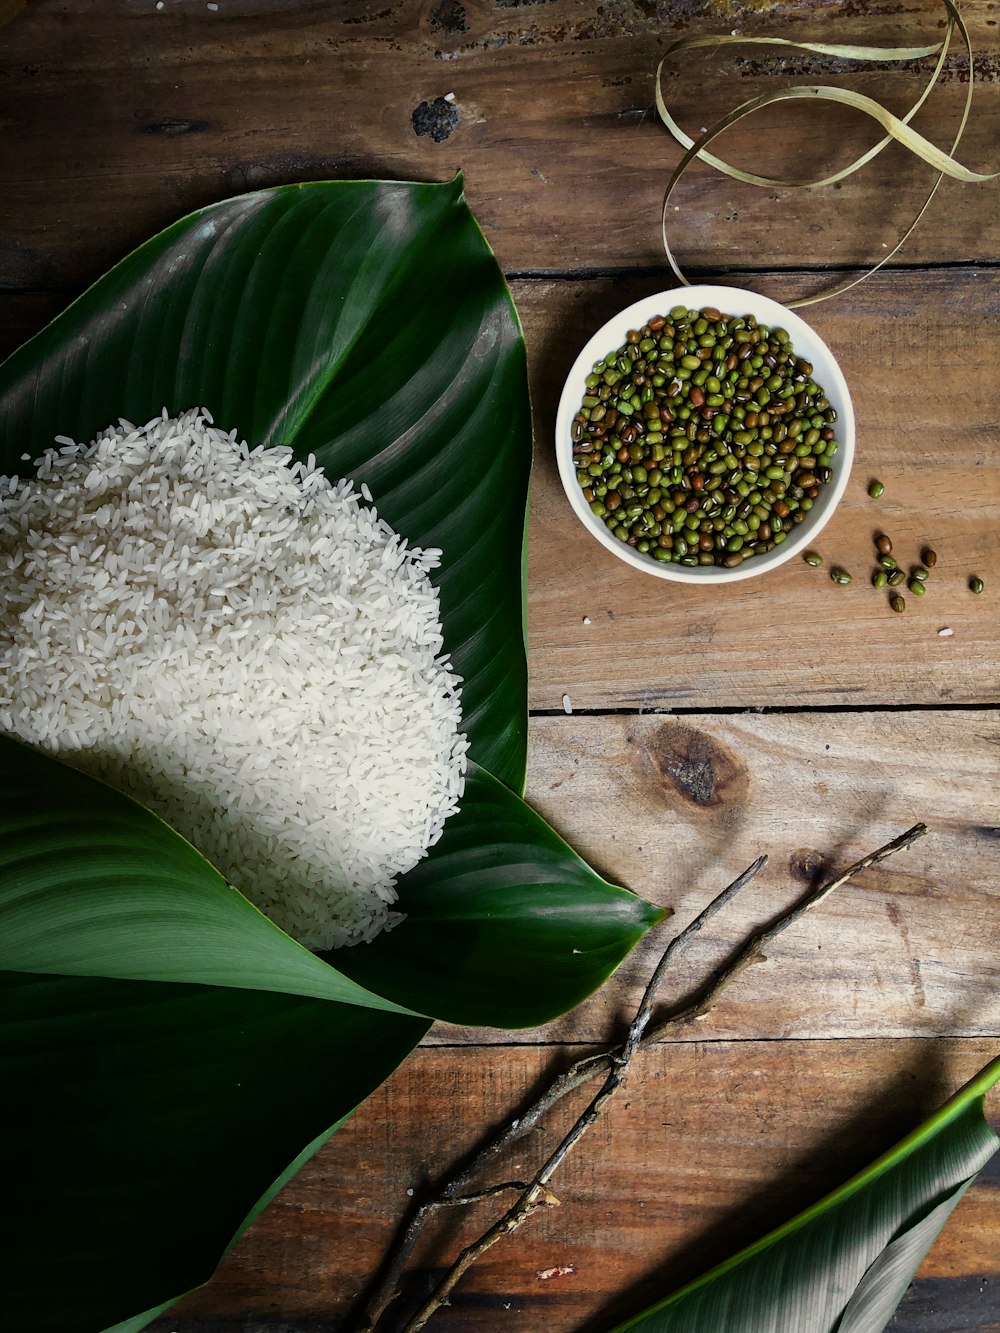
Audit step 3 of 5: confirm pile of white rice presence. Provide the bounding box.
[0,407,467,950]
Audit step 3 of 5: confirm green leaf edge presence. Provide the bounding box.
[97,1109,393,1333]
[0,176,663,1333]
[0,171,533,803]
[451,168,533,798]
[611,1053,1000,1330]
[0,732,424,1018]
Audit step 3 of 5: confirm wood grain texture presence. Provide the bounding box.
[4,268,998,709]
[1,0,998,290]
[2,1,998,1329]
[520,267,1000,710]
[427,709,1000,1046]
[146,1038,1000,1333]
[0,294,61,362]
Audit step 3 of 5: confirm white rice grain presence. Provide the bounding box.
[0,408,467,950]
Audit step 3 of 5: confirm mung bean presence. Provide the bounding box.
[868,479,885,499]
[970,576,985,594]
[890,594,905,613]
[571,307,839,568]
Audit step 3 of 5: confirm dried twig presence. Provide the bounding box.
[358,823,928,1333]
[354,857,766,1333]
[644,821,928,1043]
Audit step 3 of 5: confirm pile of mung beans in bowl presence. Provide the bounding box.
[555,286,856,583]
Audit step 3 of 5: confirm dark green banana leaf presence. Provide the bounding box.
[1,968,428,1333]
[0,178,664,1331]
[332,761,658,1026]
[613,1055,1000,1333]
[0,734,656,1027]
[0,176,526,790]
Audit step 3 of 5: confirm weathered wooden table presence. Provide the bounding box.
[2,2,998,1330]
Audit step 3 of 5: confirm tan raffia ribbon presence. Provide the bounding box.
[654,0,997,307]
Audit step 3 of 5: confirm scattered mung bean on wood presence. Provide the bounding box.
[801,534,975,617]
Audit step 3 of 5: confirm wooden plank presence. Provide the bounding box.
[428,709,1000,1045]
[519,268,1000,709]
[1,1,998,289]
[4,267,998,709]
[146,1037,1000,1332]
[0,293,63,363]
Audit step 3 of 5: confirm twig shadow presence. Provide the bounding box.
[576,1045,957,1333]
[347,1050,596,1333]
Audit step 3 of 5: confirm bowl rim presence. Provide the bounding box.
[554,283,856,584]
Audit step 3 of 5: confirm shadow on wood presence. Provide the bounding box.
[575,1046,961,1333]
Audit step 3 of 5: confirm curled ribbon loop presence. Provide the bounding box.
[655,0,996,307]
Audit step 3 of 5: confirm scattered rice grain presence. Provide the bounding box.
[0,408,466,950]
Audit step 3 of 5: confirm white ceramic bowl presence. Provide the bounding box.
[555,285,855,583]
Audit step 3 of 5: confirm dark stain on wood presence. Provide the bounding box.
[789,847,828,886]
[429,0,468,33]
[888,1273,1000,1330]
[142,118,212,137]
[411,97,459,142]
[342,6,396,22]
[0,238,54,292]
[636,721,749,817]
[854,863,935,899]
[886,899,927,1010]
[222,155,387,195]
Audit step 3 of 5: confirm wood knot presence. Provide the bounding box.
[636,721,749,820]
[142,118,211,136]
[411,97,459,142]
[788,847,828,886]
[429,0,468,33]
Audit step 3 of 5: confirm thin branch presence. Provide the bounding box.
[622,853,768,1060]
[397,857,771,1333]
[354,858,767,1333]
[354,853,768,1333]
[514,855,772,1199]
[433,1182,531,1208]
[370,824,928,1333]
[352,1184,527,1333]
[644,821,928,1042]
